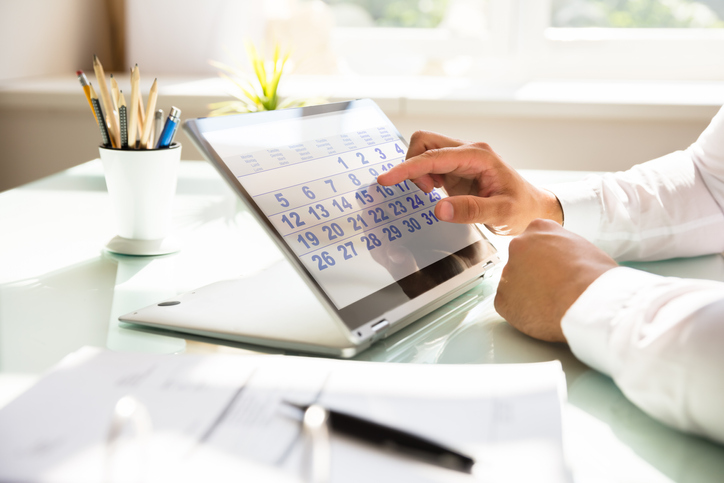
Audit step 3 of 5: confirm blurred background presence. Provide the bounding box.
[2,0,724,191]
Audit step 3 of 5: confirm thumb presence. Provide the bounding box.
[436,195,514,226]
[435,196,488,224]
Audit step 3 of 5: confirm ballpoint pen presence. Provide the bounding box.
[288,402,475,474]
[156,106,181,149]
[154,109,164,147]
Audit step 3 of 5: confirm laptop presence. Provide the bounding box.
[120,99,500,357]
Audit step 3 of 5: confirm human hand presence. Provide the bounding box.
[494,219,618,342]
[376,131,563,235]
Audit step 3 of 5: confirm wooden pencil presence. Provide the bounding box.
[128,64,140,148]
[76,70,97,124]
[140,79,158,149]
[92,54,120,148]
[110,74,120,111]
[137,91,146,140]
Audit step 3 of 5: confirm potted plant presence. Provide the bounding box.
[209,41,325,115]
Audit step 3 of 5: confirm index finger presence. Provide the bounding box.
[377,144,494,187]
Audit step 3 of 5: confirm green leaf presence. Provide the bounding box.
[210,39,326,115]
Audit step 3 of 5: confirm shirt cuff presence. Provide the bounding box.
[560,266,664,376]
[545,178,602,242]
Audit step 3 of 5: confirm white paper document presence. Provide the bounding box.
[0,347,570,482]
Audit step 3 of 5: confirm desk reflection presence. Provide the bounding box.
[105,252,186,355]
[357,277,724,483]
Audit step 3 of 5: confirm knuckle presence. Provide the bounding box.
[507,235,527,256]
[471,141,492,151]
[527,218,554,232]
[410,130,434,145]
[464,197,482,221]
[409,131,425,144]
[419,147,442,161]
[452,197,482,223]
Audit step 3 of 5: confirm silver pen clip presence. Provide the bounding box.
[303,404,331,483]
[105,395,153,483]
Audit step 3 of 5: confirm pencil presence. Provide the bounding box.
[93,54,120,148]
[128,64,140,148]
[110,74,121,147]
[110,74,120,113]
[89,83,111,147]
[149,120,155,149]
[140,79,158,149]
[76,70,97,124]
[119,90,128,149]
[137,90,146,140]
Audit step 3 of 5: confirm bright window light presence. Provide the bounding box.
[551,0,724,28]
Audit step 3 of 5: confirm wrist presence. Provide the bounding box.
[538,188,564,226]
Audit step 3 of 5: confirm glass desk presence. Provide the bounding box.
[2,160,724,482]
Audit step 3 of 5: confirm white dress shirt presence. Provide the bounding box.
[547,105,724,444]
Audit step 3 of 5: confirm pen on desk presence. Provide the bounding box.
[140,78,158,149]
[156,106,181,149]
[76,70,97,124]
[289,402,475,474]
[154,109,163,147]
[89,83,111,147]
[93,54,120,148]
[119,90,128,149]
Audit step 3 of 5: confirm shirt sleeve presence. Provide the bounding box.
[547,106,724,444]
[561,267,724,444]
[546,106,724,262]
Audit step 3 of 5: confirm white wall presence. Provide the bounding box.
[0,0,112,81]
[0,89,711,193]
[388,114,708,174]
[0,0,717,191]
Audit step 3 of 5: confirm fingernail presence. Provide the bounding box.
[437,200,454,221]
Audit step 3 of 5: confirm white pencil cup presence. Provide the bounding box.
[100,144,182,256]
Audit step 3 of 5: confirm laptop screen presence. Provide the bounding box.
[185,100,497,330]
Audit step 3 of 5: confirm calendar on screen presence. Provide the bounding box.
[203,104,484,310]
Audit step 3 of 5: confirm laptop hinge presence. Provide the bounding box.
[370,319,390,339]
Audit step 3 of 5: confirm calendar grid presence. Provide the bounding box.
[260,156,405,215]
[212,116,478,309]
[292,203,434,258]
[281,188,419,240]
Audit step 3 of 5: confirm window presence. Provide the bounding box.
[551,0,724,28]
[271,0,724,81]
[323,0,451,28]
[319,0,492,76]
[539,0,724,80]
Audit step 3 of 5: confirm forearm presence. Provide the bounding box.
[548,105,724,262]
[562,267,724,444]
[548,151,724,261]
